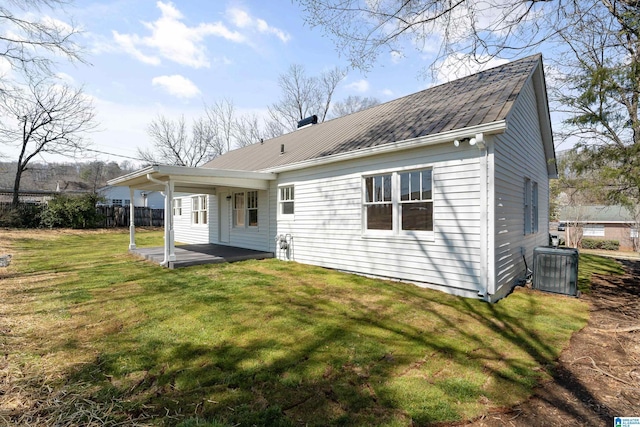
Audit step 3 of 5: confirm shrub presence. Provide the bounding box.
[41,193,105,229]
[0,203,44,228]
[581,238,619,251]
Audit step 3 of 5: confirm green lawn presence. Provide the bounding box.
[1,229,610,426]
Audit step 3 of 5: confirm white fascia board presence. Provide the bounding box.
[107,164,276,189]
[263,120,507,173]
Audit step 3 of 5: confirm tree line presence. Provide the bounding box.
[139,66,380,167]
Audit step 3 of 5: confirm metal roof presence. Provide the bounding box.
[204,54,545,172]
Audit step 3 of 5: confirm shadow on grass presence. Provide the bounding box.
[3,231,614,426]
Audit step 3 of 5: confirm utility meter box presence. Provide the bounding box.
[532,247,579,297]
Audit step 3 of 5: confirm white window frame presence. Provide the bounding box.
[112,199,123,206]
[363,173,393,233]
[532,182,538,233]
[279,185,295,218]
[172,198,182,216]
[583,224,605,237]
[524,178,539,235]
[631,228,639,238]
[362,167,434,238]
[233,192,245,227]
[232,191,259,228]
[247,190,258,228]
[399,169,433,234]
[191,195,208,225]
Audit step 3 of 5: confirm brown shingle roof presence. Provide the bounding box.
[203,54,541,172]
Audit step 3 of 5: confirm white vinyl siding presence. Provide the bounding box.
[174,195,213,244]
[174,190,270,251]
[493,78,550,300]
[274,142,484,297]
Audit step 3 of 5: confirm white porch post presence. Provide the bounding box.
[128,186,136,249]
[167,180,176,262]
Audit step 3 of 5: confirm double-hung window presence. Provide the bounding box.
[172,198,182,216]
[247,191,258,227]
[364,174,392,230]
[280,185,294,216]
[233,191,259,227]
[191,195,207,225]
[363,168,433,234]
[233,193,245,227]
[400,169,433,231]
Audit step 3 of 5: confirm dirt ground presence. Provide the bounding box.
[465,258,640,427]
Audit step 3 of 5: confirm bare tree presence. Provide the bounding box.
[234,113,262,148]
[331,95,380,118]
[80,160,125,193]
[0,76,96,206]
[295,0,587,71]
[267,64,346,134]
[300,0,640,213]
[205,99,236,153]
[1,0,85,76]
[317,66,346,122]
[138,115,220,167]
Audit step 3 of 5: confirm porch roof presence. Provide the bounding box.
[107,164,277,193]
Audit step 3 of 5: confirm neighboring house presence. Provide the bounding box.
[559,205,639,251]
[108,55,557,302]
[0,187,88,204]
[98,185,165,209]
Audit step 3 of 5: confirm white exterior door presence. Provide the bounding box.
[219,192,230,243]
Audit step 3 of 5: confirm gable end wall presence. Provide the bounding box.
[493,78,550,300]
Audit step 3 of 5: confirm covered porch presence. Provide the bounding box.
[107,164,277,267]
[130,243,273,269]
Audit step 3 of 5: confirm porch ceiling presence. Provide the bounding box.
[107,164,277,193]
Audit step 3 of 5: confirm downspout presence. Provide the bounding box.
[146,174,176,266]
[473,133,494,300]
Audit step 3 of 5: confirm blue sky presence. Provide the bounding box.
[4,1,531,166]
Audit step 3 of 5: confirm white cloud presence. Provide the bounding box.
[152,74,201,98]
[344,79,370,93]
[111,2,289,68]
[227,7,291,43]
[390,51,403,64]
[112,31,161,65]
[113,1,245,68]
[381,88,394,97]
[55,72,76,85]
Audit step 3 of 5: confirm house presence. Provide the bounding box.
[98,185,165,209]
[108,54,557,302]
[559,205,639,251]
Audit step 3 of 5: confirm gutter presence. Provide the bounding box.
[263,120,507,174]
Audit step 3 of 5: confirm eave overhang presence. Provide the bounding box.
[107,164,277,193]
[261,120,508,174]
